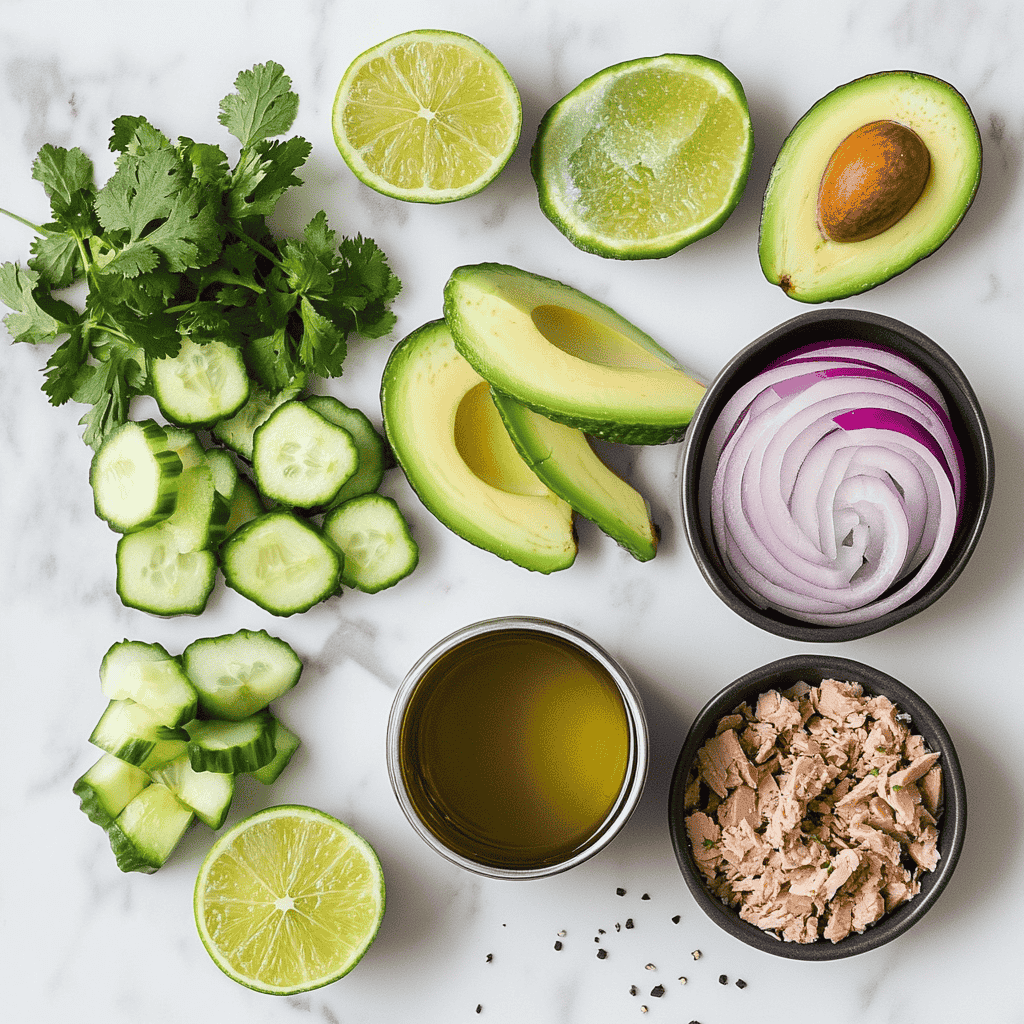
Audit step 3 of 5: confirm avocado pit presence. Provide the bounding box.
[817,120,931,243]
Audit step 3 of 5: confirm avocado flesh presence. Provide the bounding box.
[380,319,576,574]
[443,263,706,444]
[493,392,658,561]
[759,71,982,303]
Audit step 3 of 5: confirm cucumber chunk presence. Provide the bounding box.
[220,511,341,615]
[182,628,302,720]
[251,718,301,785]
[90,419,183,533]
[106,783,194,873]
[212,383,303,461]
[186,710,276,773]
[115,526,217,616]
[323,493,419,593]
[205,447,239,501]
[305,395,387,507]
[89,699,189,770]
[223,475,264,538]
[163,426,208,471]
[253,400,359,509]
[74,753,151,829]
[99,640,198,728]
[149,752,234,830]
[151,336,250,426]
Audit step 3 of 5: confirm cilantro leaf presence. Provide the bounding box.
[31,144,97,231]
[297,295,346,378]
[228,136,310,220]
[74,342,146,449]
[218,62,299,150]
[0,262,78,345]
[29,230,85,290]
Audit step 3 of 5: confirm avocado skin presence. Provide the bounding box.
[759,71,982,303]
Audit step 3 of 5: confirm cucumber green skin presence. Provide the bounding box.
[106,784,194,873]
[250,720,301,785]
[186,711,277,774]
[492,391,658,562]
[304,396,388,507]
[115,536,217,617]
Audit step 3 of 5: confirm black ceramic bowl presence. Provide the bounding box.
[667,655,966,961]
[680,308,994,642]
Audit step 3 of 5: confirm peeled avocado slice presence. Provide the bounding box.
[381,320,576,574]
[492,392,658,562]
[759,70,982,303]
[442,263,705,445]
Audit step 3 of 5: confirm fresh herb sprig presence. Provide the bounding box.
[0,62,400,448]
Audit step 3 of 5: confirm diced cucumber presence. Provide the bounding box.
[323,493,419,593]
[151,336,250,426]
[163,426,207,471]
[106,783,194,873]
[223,475,264,538]
[205,447,239,501]
[90,419,183,533]
[220,511,341,615]
[181,628,302,720]
[252,400,359,509]
[99,640,198,728]
[74,753,151,829]
[212,383,303,461]
[305,395,387,507]
[186,710,276,773]
[89,699,189,769]
[149,752,234,830]
[115,526,217,616]
[251,718,301,785]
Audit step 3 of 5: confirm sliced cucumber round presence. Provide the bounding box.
[151,336,250,427]
[305,395,388,507]
[90,419,183,533]
[323,493,419,593]
[99,639,198,728]
[115,525,217,616]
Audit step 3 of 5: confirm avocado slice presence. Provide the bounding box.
[380,319,576,574]
[759,71,982,303]
[492,392,658,561]
[443,263,706,444]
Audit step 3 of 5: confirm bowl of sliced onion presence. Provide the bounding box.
[680,308,993,641]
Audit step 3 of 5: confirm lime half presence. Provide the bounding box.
[194,805,385,995]
[531,54,754,258]
[332,29,522,203]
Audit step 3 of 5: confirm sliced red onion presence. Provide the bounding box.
[707,340,963,626]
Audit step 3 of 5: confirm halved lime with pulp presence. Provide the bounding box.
[531,54,754,258]
[332,29,522,203]
[193,805,385,995]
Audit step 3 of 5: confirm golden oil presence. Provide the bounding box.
[398,627,632,871]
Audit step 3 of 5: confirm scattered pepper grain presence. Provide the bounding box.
[736,979,747,990]
[641,893,650,900]
[554,941,562,951]
[691,950,702,960]
[671,915,681,924]
[625,918,635,929]
[617,887,627,896]
[651,985,665,998]
[597,949,608,960]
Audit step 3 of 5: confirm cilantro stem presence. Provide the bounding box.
[0,207,52,235]
[227,225,281,267]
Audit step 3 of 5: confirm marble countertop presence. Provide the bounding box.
[2,1,1022,1021]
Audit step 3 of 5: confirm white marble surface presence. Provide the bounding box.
[2,1,1023,1021]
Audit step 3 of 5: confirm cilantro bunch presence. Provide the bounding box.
[0,62,400,449]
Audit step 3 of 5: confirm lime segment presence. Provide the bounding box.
[332,29,522,203]
[194,805,385,995]
[531,54,754,258]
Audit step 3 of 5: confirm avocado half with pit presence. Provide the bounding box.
[443,263,706,444]
[380,319,577,574]
[759,71,982,303]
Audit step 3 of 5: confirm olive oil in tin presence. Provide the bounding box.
[398,628,632,871]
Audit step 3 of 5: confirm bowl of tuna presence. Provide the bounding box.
[680,307,993,641]
[667,655,966,960]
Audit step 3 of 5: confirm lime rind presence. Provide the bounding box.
[193,804,385,995]
[531,53,754,259]
[332,29,522,204]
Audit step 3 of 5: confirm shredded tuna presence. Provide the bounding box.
[684,679,943,944]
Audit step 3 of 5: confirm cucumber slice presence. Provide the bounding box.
[323,494,419,593]
[90,419,183,533]
[305,395,387,507]
[223,475,264,538]
[205,447,239,501]
[253,400,359,509]
[163,426,207,471]
[163,462,229,552]
[251,718,301,785]
[74,753,151,829]
[151,336,250,427]
[181,628,302,720]
[106,783,194,873]
[149,752,234,830]
[99,640,198,728]
[115,526,217,616]
[89,699,189,770]
[220,511,342,616]
[212,383,303,461]
[186,711,276,774]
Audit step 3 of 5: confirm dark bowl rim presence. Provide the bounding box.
[680,307,995,643]
[667,654,967,961]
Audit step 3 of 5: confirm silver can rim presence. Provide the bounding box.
[386,615,650,880]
